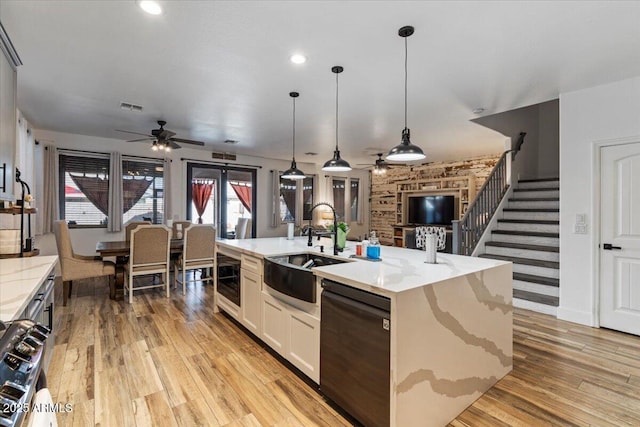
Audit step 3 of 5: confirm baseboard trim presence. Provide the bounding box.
[556,306,596,327]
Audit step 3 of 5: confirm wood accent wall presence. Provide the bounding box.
[370,154,502,245]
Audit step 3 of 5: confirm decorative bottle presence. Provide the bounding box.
[367,231,381,259]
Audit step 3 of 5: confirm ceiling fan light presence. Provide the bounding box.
[282,160,306,180]
[322,149,352,172]
[139,0,163,15]
[164,142,172,152]
[387,128,426,161]
[151,141,159,151]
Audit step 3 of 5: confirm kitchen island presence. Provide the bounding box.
[0,255,57,322]
[215,237,512,427]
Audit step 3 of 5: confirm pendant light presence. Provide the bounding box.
[322,66,352,172]
[386,26,426,162]
[281,92,306,180]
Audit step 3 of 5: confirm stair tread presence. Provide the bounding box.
[485,241,559,252]
[503,208,559,212]
[514,187,559,192]
[498,219,559,225]
[518,178,559,183]
[479,254,559,269]
[492,230,559,238]
[513,289,559,307]
[513,272,559,287]
[509,198,559,202]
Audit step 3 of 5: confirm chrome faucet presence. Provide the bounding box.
[308,202,339,256]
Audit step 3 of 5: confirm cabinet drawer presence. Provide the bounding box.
[241,254,263,275]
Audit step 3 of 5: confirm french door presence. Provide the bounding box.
[599,142,640,335]
[186,163,256,239]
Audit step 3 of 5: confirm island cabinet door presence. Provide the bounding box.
[240,269,262,336]
[287,309,320,384]
[260,292,288,356]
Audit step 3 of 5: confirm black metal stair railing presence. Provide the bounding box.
[452,132,526,255]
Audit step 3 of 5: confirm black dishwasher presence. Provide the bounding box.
[320,279,390,427]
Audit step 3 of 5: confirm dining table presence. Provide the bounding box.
[96,239,184,299]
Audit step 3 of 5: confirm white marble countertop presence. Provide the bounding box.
[0,256,58,322]
[217,237,509,295]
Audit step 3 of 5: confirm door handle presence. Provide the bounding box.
[602,243,622,250]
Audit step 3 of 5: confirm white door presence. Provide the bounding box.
[599,142,640,335]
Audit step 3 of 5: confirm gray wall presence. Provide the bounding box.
[472,99,559,180]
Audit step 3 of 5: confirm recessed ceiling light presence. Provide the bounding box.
[472,107,485,114]
[139,0,163,15]
[290,54,307,64]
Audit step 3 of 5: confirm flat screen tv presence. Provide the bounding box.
[407,195,455,226]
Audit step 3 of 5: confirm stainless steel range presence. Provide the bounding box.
[0,319,52,427]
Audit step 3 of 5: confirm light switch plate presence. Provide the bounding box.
[576,213,586,224]
[574,224,588,234]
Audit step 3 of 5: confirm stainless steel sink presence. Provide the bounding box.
[263,252,349,303]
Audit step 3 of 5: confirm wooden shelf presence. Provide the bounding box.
[0,249,40,259]
[0,207,37,215]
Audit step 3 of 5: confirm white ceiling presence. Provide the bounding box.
[3,1,640,165]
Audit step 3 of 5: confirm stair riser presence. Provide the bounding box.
[512,263,559,279]
[513,298,558,316]
[513,279,559,297]
[513,190,559,198]
[497,222,559,233]
[508,200,560,209]
[517,180,559,189]
[485,246,559,261]
[503,211,559,221]
[491,234,559,246]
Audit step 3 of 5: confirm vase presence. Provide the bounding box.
[337,229,348,250]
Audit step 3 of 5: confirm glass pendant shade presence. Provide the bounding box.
[282,91,305,180]
[387,127,425,161]
[322,65,351,172]
[386,25,426,162]
[322,149,351,172]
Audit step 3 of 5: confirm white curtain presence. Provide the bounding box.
[163,158,172,223]
[357,177,364,225]
[107,152,122,232]
[41,145,59,234]
[270,170,279,228]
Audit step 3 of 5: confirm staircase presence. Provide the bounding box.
[479,177,559,315]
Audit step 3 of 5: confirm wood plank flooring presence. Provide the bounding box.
[48,277,640,426]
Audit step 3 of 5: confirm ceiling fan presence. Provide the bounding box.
[116,120,206,151]
[357,153,394,175]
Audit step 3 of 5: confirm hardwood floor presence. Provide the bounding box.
[48,277,640,426]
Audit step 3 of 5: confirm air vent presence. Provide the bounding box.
[120,102,144,112]
[304,152,318,156]
[212,152,237,161]
[224,139,239,145]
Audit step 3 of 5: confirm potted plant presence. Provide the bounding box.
[328,221,349,250]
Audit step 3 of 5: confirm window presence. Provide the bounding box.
[59,154,110,226]
[279,175,315,224]
[350,178,359,222]
[332,178,346,221]
[122,159,164,224]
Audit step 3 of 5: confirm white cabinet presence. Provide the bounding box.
[287,309,320,382]
[0,29,19,201]
[261,292,288,356]
[260,290,320,383]
[240,268,261,335]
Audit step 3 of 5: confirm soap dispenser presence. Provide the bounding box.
[367,231,381,259]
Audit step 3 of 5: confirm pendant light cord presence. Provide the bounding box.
[335,70,339,151]
[292,96,296,160]
[404,35,408,130]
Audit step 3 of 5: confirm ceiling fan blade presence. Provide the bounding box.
[127,137,154,142]
[116,129,153,137]
[170,141,181,150]
[170,137,205,146]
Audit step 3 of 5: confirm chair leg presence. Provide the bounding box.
[68,280,73,298]
[127,273,133,304]
[62,280,70,306]
[165,269,170,298]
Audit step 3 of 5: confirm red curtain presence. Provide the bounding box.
[192,180,214,224]
[230,183,252,213]
[123,178,153,213]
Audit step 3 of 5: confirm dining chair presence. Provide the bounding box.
[415,226,447,251]
[173,224,216,294]
[125,220,151,241]
[172,220,192,239]
[124,224,171,303]
[53,220,115,306]
[235,218,251,239]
